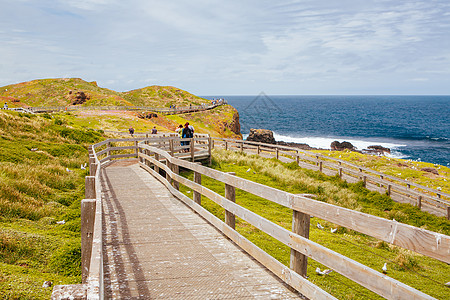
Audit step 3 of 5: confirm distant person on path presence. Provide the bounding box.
[151,126,157,134]
[129,127,134,136]
[3,103,7,109]
[176,124,184,147]
[182,122,193,151]
[188,123,194,136]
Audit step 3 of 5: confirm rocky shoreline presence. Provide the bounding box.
[246,128,391,155]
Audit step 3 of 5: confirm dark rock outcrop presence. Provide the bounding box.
[69,91,90,105]
[330,141,355,151]
[246,128,276,144]
[276,141,315,150]
[363,145,391,155]
[421,167,439,175]
[222,111,241,136]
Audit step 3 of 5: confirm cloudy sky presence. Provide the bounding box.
[1,0,449,95]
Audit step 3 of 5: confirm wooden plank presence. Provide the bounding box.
[155,165,434,299]
[138,163,336,300]
[140,144,450,263]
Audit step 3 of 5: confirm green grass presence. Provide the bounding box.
[0,110,103,299]
[178,149,450,299]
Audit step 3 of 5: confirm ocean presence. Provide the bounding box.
[204,95,450,166]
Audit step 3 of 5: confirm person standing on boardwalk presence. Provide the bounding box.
[182,122,193,151]
[151,126,157,134]
[129,127,134,136]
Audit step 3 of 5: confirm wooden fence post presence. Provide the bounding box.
[85,176,96,199]
[134,140,138,156]
[225,172,236,229]
[339,167,343,178]
[208,137,212,166]
[240,142,244,153]
[194,165,202,205]
[225,141,228,150]
[169,139,174,157]
[257,145,261,155]
[172,163,179,190]
[363,175,367,187]
[447,207,450,220]
[290,210,310,278]
[387,184,391,196]
[154,153,160,173]
[81,199,96,283]
[296,150,299,164]
[190,138,195,162]
[107,141,111,158]
[89,162,97,177]
[276,148,279,160]
[417,196,422,209]
[319,161,323,173]
[166,160,171,183]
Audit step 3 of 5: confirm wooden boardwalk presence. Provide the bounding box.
[101,160,300,299]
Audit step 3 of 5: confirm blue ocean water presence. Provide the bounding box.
[204,95,450,166]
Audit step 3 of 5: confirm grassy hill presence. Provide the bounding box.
[0,110,104,299]
[0,78,210,108]
[0,78,241,138]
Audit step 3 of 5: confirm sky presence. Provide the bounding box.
[1,0,450,95]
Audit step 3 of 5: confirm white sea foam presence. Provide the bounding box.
[243,132,409,159]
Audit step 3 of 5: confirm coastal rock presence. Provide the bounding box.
[222,111,241,136]
[362,145,391,155]
[247,128,276,144]
[276,141,315,150]
[421,167,439,175]
[330,141,355,151]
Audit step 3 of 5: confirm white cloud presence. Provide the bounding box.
[0,0,449,94]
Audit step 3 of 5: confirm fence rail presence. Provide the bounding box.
[212,138,450,219]
[52,135,448,299]
[25,100,226,115]
[137,141,447,299]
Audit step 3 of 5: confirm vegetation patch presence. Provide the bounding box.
[0,110,103,299]
[178,149,450,299]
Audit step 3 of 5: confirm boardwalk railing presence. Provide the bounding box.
[26,100,226,115]
[137,141,449,300]
[212,138,450,219]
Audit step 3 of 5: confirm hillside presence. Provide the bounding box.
[0,78,209,108]
[0,78,241,138]
[0,110,104,299]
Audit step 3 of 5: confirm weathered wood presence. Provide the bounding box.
[339,167,343,178]
[172,163,179,190]
[161,152,450,263]
[190,139,195,162]
[89,163,97,177]
[319,161,323,172]
[139,162,335,299]
[161,166,434,299]
[85,176,96,199]
[154,153,160,173]
[81,199,96,283]
[194,168,202,205]
[418,196,422,209]
[290,210,310,277]
[225,172,236,229]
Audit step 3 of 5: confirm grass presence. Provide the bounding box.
[0,110,103,299]
[178,149,450,299]
[313,149,450,195]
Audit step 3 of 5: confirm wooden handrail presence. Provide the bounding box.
[212,138,450,219]
[138,142,443,299]
[26,101,227,115]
